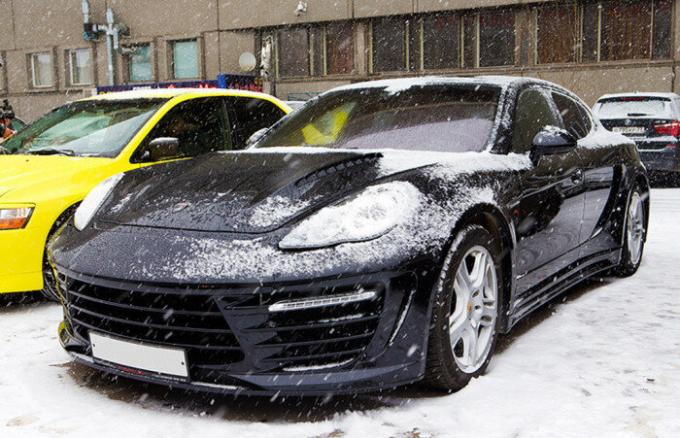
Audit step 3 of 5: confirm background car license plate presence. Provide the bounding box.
[613,126,645,135]
[89,332,188,378]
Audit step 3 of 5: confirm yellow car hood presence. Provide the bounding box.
[0,154,116,202]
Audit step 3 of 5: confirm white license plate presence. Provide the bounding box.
[613,126,646,135]
[90,332,188,378]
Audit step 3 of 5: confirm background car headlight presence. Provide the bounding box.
[0,207,34,230]
[74,173,125,231]
[279,181,421,250]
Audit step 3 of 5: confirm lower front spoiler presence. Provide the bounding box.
[59,323,424,397]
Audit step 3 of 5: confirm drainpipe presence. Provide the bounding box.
[81,1,128,86]
[104,8,115,86]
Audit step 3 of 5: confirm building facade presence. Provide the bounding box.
[1,0,678,121]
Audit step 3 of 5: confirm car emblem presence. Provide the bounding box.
[172,202,190,213]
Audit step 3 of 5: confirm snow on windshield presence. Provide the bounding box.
[595,99,670,118]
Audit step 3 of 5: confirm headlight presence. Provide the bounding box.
[74,173,125,231]
[279,182,421,250]
[0,207,34,230]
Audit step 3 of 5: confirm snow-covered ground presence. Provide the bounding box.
[2,189,680,438]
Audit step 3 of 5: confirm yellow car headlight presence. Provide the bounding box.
[0,207,34,230]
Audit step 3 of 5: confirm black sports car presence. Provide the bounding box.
[51,76,649,396]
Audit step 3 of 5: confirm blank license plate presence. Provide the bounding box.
[90,332,188,378]
[613,126,645,135]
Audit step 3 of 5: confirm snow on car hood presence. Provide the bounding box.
[98,148,530,234]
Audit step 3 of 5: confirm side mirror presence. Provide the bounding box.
[141,137,181,162]
[532,127,577,156]
[246,128,269,147]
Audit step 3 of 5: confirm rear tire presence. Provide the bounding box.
[423,225,503,392]
[614,187,647,277]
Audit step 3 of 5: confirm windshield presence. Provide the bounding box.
[4,99,166,157]
[256,85,501,153]
[595,98,671,119]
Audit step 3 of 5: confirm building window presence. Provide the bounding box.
[536,4,578,64]
[126,44,152,83]
[29,52,54,88]
[67,48,93,86]
[601,0,652,61]
[171,40,199,79]
[278,27,310,78]
[423,14,460,70]
[372,17,408,72]
[478,9,515,67]
[652,0,672,59]
[326,22,354,75]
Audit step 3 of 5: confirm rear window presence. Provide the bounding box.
[595,98,671,119]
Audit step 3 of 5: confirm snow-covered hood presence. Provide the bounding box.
[98,148,528,233]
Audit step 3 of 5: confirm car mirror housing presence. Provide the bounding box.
[532,127,577,156]
[141,137,182,162]
[246,128,269,148]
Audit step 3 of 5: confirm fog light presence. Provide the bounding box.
[268,290,377,312]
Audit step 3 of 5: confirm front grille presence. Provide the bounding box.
[64,277,387,376]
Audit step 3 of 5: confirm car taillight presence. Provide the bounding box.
[654,121,680,137]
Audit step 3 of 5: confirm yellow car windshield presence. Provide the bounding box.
[5,99,166,157]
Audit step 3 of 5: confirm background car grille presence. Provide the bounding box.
[64,277,387,377]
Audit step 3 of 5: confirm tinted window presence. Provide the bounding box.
[423,14,460,70]
[553,93,592,139]
[226,98,286,149]
[372,18,407,72]
[139,97,229,159]
[257,85,500,153]
[5,99,165,156]
[595,98,672,118]
[512,88,561,153]
[479,9,515,67]
[278,27,310,77]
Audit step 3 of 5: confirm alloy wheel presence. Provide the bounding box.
[448,245,498,374]
[626,191,645,265]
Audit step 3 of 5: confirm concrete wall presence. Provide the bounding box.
[0,0,678,120]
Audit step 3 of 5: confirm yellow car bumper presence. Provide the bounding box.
[0,217,45,294]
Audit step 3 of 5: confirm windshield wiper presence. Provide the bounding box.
[25,148,76,156]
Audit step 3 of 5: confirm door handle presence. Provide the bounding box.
[571,169,584,184]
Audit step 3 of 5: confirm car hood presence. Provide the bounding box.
[0,154,114,201]
[98,148,439,233]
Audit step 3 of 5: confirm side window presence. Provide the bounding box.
[137,97,230,161]
[512,88,562,154]
[226,97,286,149]
[553,93,592,139]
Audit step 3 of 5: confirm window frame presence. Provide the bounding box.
[29,51,55,89]
[169,38,201,80]
[534,2,579,65]
[369,16,410,74]
[276,26,312,79]
[124,43,154,84]
[552,90,595,140]
[66,48,94,87]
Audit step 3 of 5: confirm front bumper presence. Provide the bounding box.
[0,222,44,294]
[56,266,436,396]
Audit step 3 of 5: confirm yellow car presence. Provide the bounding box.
[0,88,290,298]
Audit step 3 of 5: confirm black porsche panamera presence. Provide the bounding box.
[51,76,649,396]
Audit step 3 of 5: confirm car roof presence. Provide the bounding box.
[597,92,680,101]
[81,88,286,104]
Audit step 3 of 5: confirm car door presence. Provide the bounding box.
[511,87,586,295]
[554,92,618,258]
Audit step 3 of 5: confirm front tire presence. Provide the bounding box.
[424,225,503,392]
[614,188,647,277]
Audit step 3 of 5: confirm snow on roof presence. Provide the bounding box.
[331,75,526,95]
[597,91,680,101]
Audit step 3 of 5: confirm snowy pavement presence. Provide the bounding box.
[2,189,680,438]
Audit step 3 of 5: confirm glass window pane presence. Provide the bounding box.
[479,9,515,67]
[372,17,406,72]
[326,22,354,75]
[32,52,53,87]
[173,40,199,79]
[582,2,600,62]
[553,93,591,139]
[278,27,310,77]
[462,14,477,68]
[653,0,672,59]
[128,45,152,82]
[537,4,577,64]
[512,88,561,153]
[70,49,93,85]
[601,0,652,61]
[423,14,460,70]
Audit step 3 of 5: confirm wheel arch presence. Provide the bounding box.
[449,203,516,333]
